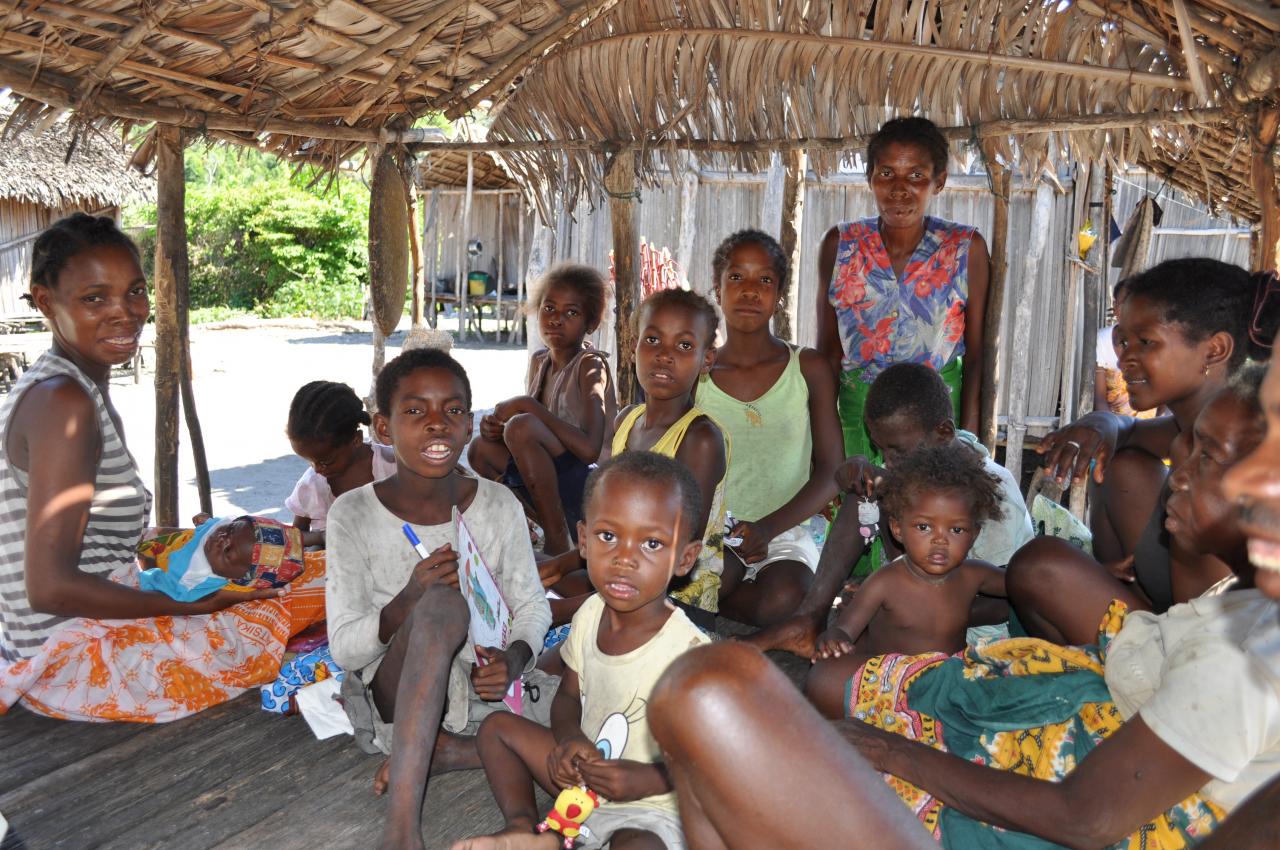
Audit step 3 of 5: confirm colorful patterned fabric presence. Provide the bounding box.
[829,216,976,381]
[260,644,343,714]
[847,602,1227,849]
[234,517,305,590]
[0,537,326,723]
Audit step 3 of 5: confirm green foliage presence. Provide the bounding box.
[127,144,372,320]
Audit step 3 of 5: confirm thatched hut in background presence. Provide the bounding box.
[0,119,151,318]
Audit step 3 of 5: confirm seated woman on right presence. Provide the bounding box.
[647,360,1278,849]
[1022,259,1274,637]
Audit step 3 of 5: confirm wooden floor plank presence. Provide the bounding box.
[0,706,149,797]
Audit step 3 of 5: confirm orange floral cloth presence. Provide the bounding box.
[0,550,325,723]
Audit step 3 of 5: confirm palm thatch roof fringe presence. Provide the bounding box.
[487,0,1275,221]
[0,0,1267,220]
[0,115,152,209]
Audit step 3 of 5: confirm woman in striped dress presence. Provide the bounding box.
[0,214,321,722]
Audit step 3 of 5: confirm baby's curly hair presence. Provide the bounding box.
[881,442,1005,530]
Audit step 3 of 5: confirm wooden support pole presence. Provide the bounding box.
[1078,168,1105,418]
[1004,181,1054,489]
[1251,109,1280,272]
[153,124,184,527]
[606,149,641,405]
[762,152,785,239]
[409,182,424,328]
[674,166,699,287]
[426,188,439,328]
[496,195,506,342]
[458,152,474,340]
[515,196,526,345]
[775,149,807,343]
[978,149,1010,452]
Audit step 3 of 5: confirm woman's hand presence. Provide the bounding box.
[836,456,884,499]
[1037,412,1120,485]
[190,585,286,614]
[811,626,856,661]
[575,758,668,802]
[547,734,599,789]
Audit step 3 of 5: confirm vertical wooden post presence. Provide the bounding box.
[978,148,1010,452]
[153,124,184,527]
[426,188,439,328]
[775,148,807,343]
[409,183,424,328]
[606,148,640,405]
[675,165,699,288]
[1078,166,1104,417]
[1251,109,1280,272]
[762,152,785,238]
[458,152,474,339]
[515,195,526,345]
[1004,181,1054,489]
[496,193,505,342]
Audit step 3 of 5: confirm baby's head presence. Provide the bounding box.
[287,380,372,479]
[533,263,608,348]
[881,443,1003,577]
[635,288,718,401]
[373,347,473,478]
[865,363,956,466]
[204,516,305,587]
[578,452,704,613]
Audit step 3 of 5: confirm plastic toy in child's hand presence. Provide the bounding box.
[723,511,744,548]
[536,785,598,849]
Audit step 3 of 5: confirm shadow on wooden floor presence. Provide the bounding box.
[0,627,809,850]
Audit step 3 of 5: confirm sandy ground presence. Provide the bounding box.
[30,321,528,524]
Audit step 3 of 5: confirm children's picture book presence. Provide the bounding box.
[454,508,522,713]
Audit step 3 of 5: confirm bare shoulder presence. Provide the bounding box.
[11,375,96,434]
[686,413,726,453]
[614,403,638,432]
[960,558,1003,583]
[797,347,833,381]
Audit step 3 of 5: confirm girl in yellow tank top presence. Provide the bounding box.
[612,290,730,613]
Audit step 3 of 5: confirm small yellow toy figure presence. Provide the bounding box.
[535,785,599,848]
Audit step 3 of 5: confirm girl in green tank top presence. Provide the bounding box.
[697,231,846,628]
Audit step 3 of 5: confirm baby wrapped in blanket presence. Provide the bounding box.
[137,516,306,602]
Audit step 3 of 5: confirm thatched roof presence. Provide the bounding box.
[0,117,152,208]
[488,0,1278,221]
[416,147,518,190]
[0,0,1271,220]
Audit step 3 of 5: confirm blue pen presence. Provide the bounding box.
[402,523,431,559]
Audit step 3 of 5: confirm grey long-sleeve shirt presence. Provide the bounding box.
[325,475,550,733]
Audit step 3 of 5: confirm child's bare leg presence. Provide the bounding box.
[372,730,479,795]
[475,712,561,831]
[649,642,935,850]
[469,436,512,481]
[803,651,869,719]
[718,559,812,627]
[370,585,471,850]
[609,830,667,849]
[502,413,573,554]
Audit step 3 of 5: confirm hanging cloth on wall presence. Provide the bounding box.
[1111,197,1162,280]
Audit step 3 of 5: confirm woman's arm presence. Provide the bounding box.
[959,234,990,434]
[1040,411,1180,485]
[674,418,728,542]
[752,348,844,541]
[815,227,844,380]
[846,715,1210,850]
[19,379,276,619]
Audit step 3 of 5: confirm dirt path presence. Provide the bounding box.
[101,322,527,522]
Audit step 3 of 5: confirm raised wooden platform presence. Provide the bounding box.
[0,626,808,850]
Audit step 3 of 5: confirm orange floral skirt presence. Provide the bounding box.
[0,550,325,723]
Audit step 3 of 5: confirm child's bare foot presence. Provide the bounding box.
[372,732,480,795]
[741,612,822,658]
[450,829,560,850]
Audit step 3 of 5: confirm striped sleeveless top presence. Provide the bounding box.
[0,352,151,662]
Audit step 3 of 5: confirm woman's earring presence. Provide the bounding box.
[1203,364,1211,376]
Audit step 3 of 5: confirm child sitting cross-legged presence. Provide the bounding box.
[804,442,1007,718]
[452,451,711,850]
[325,347,552,850]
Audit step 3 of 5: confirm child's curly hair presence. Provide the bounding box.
[529,263,609,331]
[881,442,1005,530]
[638,288,719,348]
